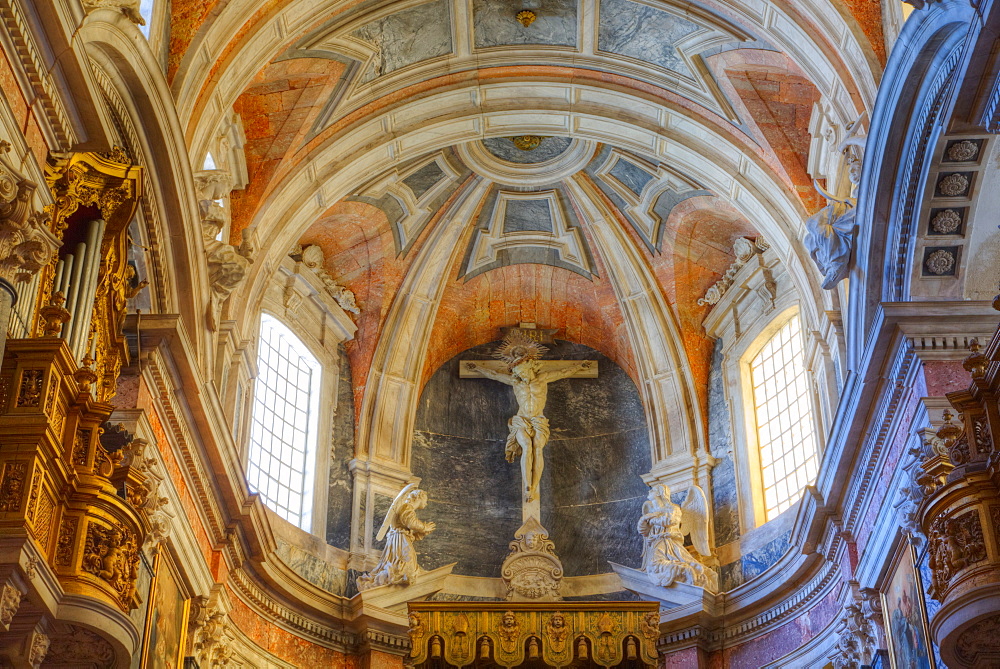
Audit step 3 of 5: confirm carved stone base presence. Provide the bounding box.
[501,517,563,602]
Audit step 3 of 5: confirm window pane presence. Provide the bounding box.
[749,315,819,522]
[247,314,321,530]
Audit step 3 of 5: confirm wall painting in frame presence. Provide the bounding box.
[881,541,935,669]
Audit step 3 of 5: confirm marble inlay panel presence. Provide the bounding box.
[708,343,740,546]
[741,531,791,580]
[327,344,355,550]
[608,158,655,196]
[503,198,554,233]
[353,0,454,83]
[402,161,446,200]
[482,136,574,164]
[597,0,699,76]
[473,0,578,48]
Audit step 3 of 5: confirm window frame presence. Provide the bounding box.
[244,309,339,536]
[739,308,820,525]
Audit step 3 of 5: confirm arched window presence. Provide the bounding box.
[746,313,819,521]
[248,313,322,530]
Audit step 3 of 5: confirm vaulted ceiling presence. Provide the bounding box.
[168,0,882,461]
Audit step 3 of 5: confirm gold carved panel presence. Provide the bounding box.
[408,602,659,669]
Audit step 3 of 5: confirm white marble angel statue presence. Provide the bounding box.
[637,483,718,592]
[357,483,436,591]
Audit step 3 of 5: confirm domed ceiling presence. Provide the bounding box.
[170,0,880,475]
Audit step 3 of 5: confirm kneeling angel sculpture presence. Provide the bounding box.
[357,483,436,590]
[638,483,718,592]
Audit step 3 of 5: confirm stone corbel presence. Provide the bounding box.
[0,579,24,631]
[81,0,145,25]
[190,594,240,668]
[827,585,878,668]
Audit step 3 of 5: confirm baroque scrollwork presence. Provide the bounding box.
[357,483,435,590]
[0,461,27,512]
[81,521,139,608]
[0,142,59,286]
[0,583,22,630]
[927,510,987,600]
[290,244,360,315]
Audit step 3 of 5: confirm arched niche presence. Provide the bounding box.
[410,339,652,579]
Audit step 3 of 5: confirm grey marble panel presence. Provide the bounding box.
[326,344,355,550]
[354,0,453,83]
[708,342,740,547]
[402,161,446,200]
[563,591,643,602]
[412,341,650,578]
[504,198,553,233]
[372,493,394,549]
[719,560,743,592]
[482,137,573,164]
[608,159,654,196]
[741,531,790,580]
[275,539,349,595]
[473,0,578,48]
[597,0,699,76]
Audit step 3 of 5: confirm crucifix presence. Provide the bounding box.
[461,328,597,522]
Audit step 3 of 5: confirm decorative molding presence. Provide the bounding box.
[697,237,768,306]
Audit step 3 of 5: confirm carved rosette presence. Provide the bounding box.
[408,603,659,669]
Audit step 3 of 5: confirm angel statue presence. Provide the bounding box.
[637,483,718,592]
[357,484,436,591]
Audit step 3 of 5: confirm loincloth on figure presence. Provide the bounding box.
[505,415,550,462]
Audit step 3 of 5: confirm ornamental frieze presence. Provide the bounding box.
[408,602,659,669]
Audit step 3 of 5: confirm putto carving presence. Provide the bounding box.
[927,510,987,600]
[357,483,436,590]
[119,438,174,552]
[82,521,139,608]
[0,143,59,286]
[638,483,718,592]
[497,610,520,653]
[289,244,360,315]
[804,181,856,290]
[501,516,564,601]
[0,583,22,630]
[698,237,768,305]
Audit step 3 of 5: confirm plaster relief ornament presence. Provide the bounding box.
[357,483,436,590]
[0,143,59,287]
[465,332,594,505]
[937,173,970,197]
[924,249,956,276]
[803,180,857,290]
[637,483,718,592]
[947,139,979,162]
[291,244,360,315]
[930,209,962,234]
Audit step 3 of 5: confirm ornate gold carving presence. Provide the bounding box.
[25,470,40,523]
[928,510,987,599]
[38,291,70,337]
[409,603,658,668]
[82,520,139,609]
[511,135,542,150]
[55,517,76,566]
[514,11,536,27]
[32,490,54,549]
[73,429,91,467]
[16,369,44,407]
[0,461,27,511]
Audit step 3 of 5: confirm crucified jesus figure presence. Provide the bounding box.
[463,334,594,503]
